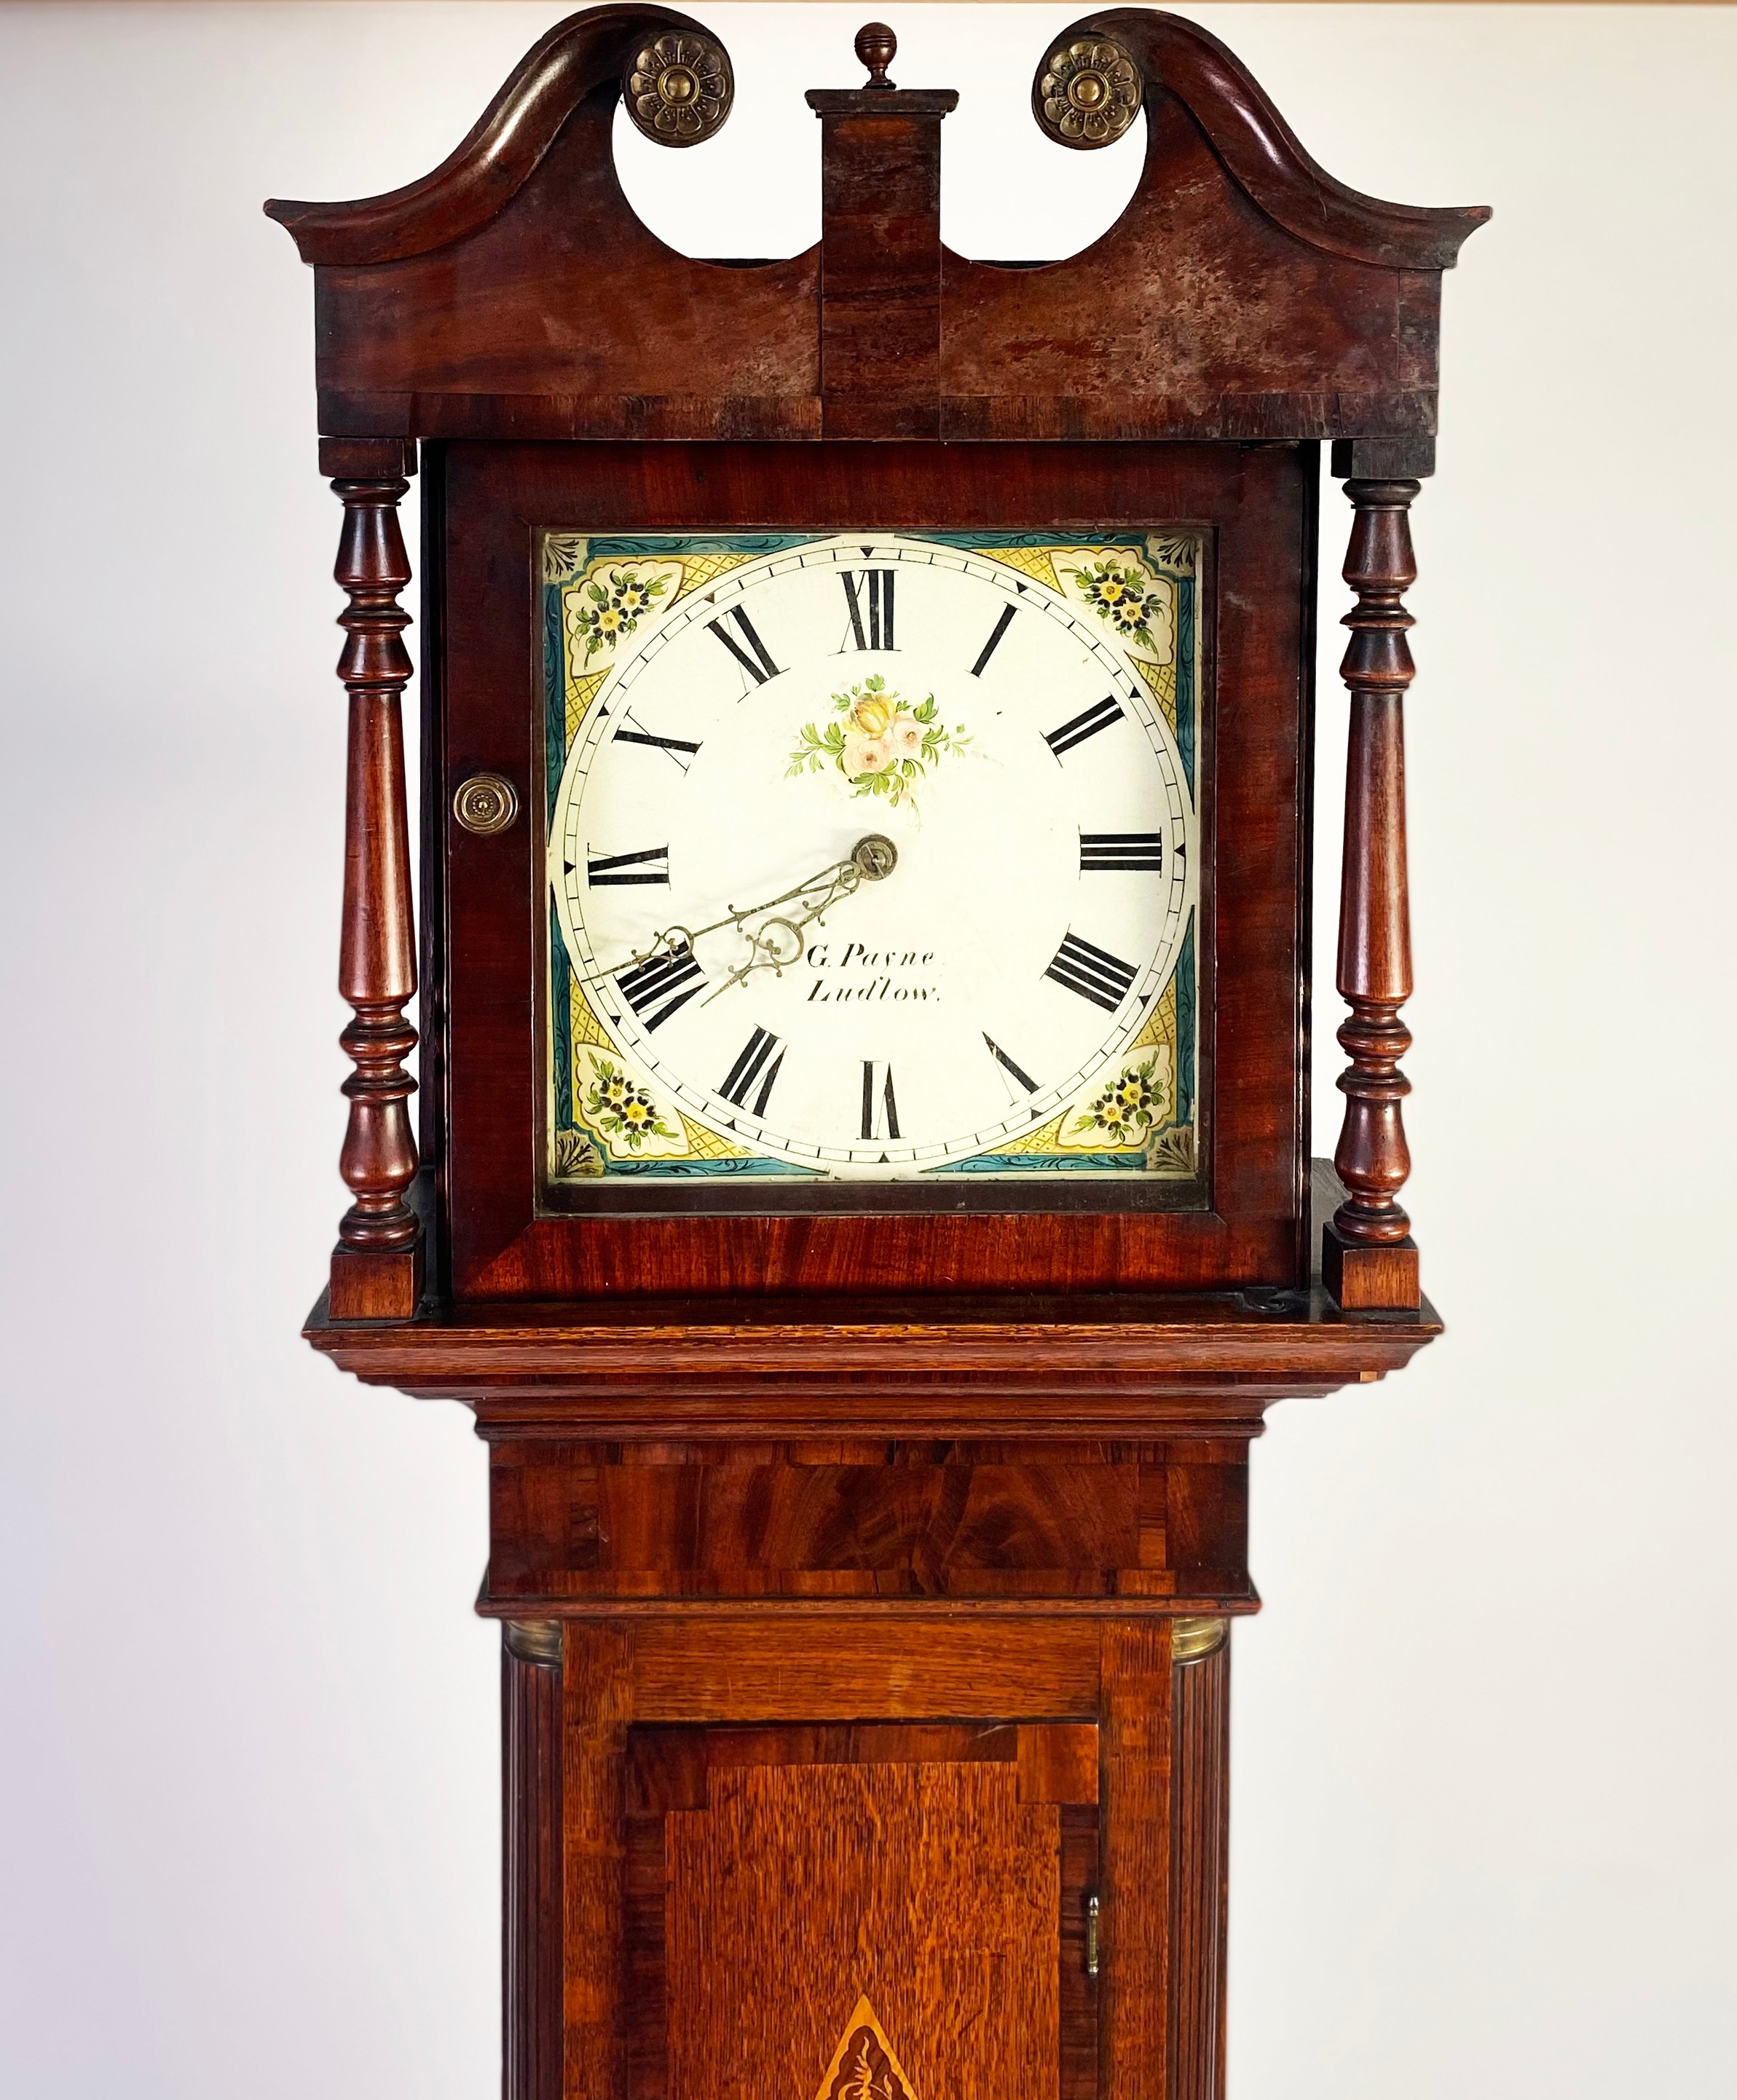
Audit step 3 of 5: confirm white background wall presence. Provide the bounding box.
[1,4,1733,2094]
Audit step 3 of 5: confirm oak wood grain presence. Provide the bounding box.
[560,1625,632,2099]
[629,1615,1101,1721]
[666,1760,1058,2100]
[622,1718,1100,2099]
[1101,1622,1172,2094]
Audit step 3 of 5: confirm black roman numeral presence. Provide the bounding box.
[706,607,781,690]
[586,845,669,887]
[1045,697,1124,758]
[719,1028,784,1115]
[613,709,701,773]
[840,569,896,651]
[982,1033,1039,1096]
[616,946,705,1030]
[860,1061,900,1142]
[1080,832,1165,872]
[970,603,1017,677]
[1044,931,1138,1012]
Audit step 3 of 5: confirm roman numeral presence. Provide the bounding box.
[1044,931,1138,1012]
[982,1033,1039,1097]
[1045,697,1124,758]
[970,603,1017,677]
[719,1027,784,1115]
[1080,832,1165,872]
[706,607,781,690]
[586,845,669,887]
[613,709,701,773]
[860,1061,900,1142]
[616,945,705,1030]
[839,569,896,652]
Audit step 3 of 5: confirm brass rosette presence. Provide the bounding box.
[1033,36,1143,150]
[625,31,733,147]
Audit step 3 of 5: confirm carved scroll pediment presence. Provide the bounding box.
[264,6,1489,446]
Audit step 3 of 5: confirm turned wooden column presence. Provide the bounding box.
[1323,462,1422,1311]
[323,435,422,1321]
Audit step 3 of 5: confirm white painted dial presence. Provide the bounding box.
[548,534,1196,1179]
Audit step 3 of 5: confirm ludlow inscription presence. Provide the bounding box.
[806,939,939,1003]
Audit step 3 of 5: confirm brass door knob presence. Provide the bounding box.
[453,773,519,834]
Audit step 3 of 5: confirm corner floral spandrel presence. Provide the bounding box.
[788,676,970,810]
[1057,1049,1175,1151]
[582,1055,685,1158]
[1068,558,1167,652]
[570,565,670,662]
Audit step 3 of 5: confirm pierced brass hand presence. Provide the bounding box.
[575,834,897,1006]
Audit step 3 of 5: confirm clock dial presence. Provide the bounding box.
[546,532,1199,1184]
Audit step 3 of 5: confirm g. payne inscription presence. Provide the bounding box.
[805,939,939,1003]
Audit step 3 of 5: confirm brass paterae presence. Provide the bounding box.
[1036,36,1143,149]
[626,32,733,146]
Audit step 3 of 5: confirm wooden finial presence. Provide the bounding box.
[855,22,897,90]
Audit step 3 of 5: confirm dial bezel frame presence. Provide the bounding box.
[428,439,1315,1302]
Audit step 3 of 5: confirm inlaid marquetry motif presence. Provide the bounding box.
[540,530,1204,1193]
[814,1998,920,2100]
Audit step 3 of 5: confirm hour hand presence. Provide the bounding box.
[575,835,897,1003]
[700,835,899,1004]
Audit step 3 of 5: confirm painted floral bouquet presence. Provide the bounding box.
[787,675,969,808]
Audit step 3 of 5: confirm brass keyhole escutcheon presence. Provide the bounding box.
[453,772,519,835]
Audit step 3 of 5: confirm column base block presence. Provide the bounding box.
[328,1238,422,1322]
[1322,1224,1419,1311]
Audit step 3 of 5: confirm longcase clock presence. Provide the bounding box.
[269,11,1487,2097]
